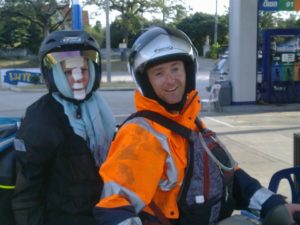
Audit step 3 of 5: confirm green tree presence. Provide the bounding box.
[0,0,71,53]
[84,21,104,47]
[0,12,30,48]
[276,13,300,28]
[103,15,146,48]
[258,11,277,30]
[155,0,188,25]
[90,0,156,43]
[86,0,188,44]
[217,14,229,50]
[207,42,220,59]
[177,12,215,55]
[1,0,71,36]
[177,12,229,56]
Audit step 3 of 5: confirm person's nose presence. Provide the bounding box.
[72,68,83,82]
[165,71,175,83]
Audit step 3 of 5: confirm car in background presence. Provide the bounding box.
[207,55,229,90]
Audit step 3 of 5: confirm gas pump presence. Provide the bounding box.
[261,28,300,103]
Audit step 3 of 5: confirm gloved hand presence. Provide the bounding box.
[262,204,294,225]
[293,211,300,225]
[217,214,261,225]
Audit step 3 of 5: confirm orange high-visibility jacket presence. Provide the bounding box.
[96,90,201,218]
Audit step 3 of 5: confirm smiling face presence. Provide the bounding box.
[147,60,186,104]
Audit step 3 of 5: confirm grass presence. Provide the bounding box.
[0,59,36,68]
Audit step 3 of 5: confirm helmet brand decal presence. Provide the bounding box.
[61,36,83,44]
[154,46,173,53]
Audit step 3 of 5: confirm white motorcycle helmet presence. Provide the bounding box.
[128,26,198,110]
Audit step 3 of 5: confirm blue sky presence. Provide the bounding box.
[188,0,229,15]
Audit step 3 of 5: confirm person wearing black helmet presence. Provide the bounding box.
[12,30,116,225]
[93,26,300,225]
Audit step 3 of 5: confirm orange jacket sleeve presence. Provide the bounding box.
[96,122,168,210]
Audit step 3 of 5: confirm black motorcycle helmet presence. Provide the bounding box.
[128,26,198,110]
[38,30,101,96]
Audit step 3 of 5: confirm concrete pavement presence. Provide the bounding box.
[202,104,300,201]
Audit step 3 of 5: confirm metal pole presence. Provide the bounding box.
[214,0,218,43]
[294,133,300,192]
[162,0,165,25]
[294,133,300,167]
[72,0,83,30]
[105,0,111,83]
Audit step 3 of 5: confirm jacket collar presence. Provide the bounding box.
[134,90,201,129]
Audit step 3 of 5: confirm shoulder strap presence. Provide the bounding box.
[149,201,172,225]
[121,110,193,140]
[121,110,202,221]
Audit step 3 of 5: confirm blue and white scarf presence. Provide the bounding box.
[52,62,116,167]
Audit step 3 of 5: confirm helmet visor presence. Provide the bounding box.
[43,50,100,68]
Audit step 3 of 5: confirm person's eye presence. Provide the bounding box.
[82,68,88,73]
[64,70,72,76]
[171,67,179,72]
[153,70,164,76]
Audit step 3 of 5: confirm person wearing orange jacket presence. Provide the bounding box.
[93,26,300,225]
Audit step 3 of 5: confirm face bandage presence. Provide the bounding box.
[64,57,86,100]
[46,50,99,100]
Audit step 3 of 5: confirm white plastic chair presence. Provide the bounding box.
[201,83,222,112]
